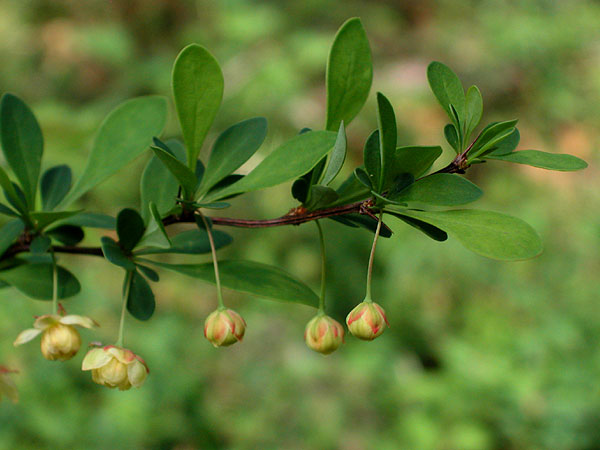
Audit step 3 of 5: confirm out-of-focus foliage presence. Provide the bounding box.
[0,1,598,449]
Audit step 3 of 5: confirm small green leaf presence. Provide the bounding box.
[464,85,483,139]
[363,130,381,190]
[147,260,319,307]
[304,186,339,211]
[30,235,51,254]
[485,150,588,171]
[46,225,84,246]
[376,93,398,192]
[172,44,224,170]
[136,264,159,282]
[59,96,167,207]
[0,203,18,217]
[483,128,520,157]
[193,202,231,210]
[135,229,232,255]
[0,219,24,257]
[391,174,483,206]
[392,209,543,261]
[329,214,393,238]
[326,17,373,132]
[353,167,372,189]
[321,121,347,186]
[468,119,518,161]
[427,62,466,124]
[0,94,43,207]
[30,210,81,231]
[116,209,145,252]
[330,171,370,206]
[0,166,27,213]
[40,165,72,211]
[393,145,443,178]
[127,270,155,321]
[0,263,80,300]
[205,130,337,200]
[199,117,268,195]
[386,211,448,241]
[101,237,136,270]
[444,124,460,153]
[150,145,198,199]
[137,202,171,250]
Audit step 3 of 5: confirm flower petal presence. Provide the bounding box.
[60,315,99,329]
[105,346,136,364]
[81,348,112,371]
[127,360,148,388]
[13,328,42,346]
[33,314,59,330]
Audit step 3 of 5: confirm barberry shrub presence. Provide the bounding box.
[0,18,586,393]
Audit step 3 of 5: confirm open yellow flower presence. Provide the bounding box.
[14,314,98,361]
[0,366,18,403]
[81,345,149,391]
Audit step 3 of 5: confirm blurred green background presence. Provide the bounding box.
[0,1,599,449]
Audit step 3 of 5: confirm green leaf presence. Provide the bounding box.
[0,203,18,217]
[363,130,381,190]
[393,209,543,261]
[468,119,518,161]
[391,174,483,206]
[172,44,224,170]
[30,235,51,254]
[40,165,72,211]
[47,225,84,246]
[30,210,81,231]
[116,208,145,252]
[193,202,231,210]
[0,219,24,257]
[325,17,373,132]
[101,237,136,270]
[464,85,483,139]
[59,96,167,207]
[485,150,588,171]
[140,148,181,223]
[329,214,393,238]
[483,128,520,157]
[330,171,370,206]
[54,212,115,229]
[444,124,460,153]
[376,93,398,192]
[354,167,372,189]
[427,62,465,124]
[135,229,232,255]
[0,166,27,213]
[304,186,339,211]
[386,211,448,241]
[137,202,171,250]
[150,145,198,199]
[199,117,268,195]
[136,264,159,282]
[321,121,347,186]
[0,94,43,207]
[0,263,80,300]
[147,260,319,307]
[206,130,337,200]
[393,145,443,178]
[127,270,155,321]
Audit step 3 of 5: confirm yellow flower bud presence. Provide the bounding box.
[14,313,98,361]
[346,301,389,341]
[40,323,81,361]
[204,308,246,347]
[304,314,344,355]
[82,345,148,391]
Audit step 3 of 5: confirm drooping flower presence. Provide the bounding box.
[81,345,148,391]
[346,301,389,340]
[0,366,18,403]
[14,314,98,361]
[204,308,246,347]
[304,314,344,355]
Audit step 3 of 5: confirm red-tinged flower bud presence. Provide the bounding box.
[81,345,149,391]
[304,314,344,355]
[204,309,246,347]
[346,301,389,341]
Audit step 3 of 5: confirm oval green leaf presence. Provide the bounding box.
[0,219,24,257]
[127,270,155,321]
[0,263,80,300]
[41,165,72,211]
[485,150,588,171]
[391,174,483,206]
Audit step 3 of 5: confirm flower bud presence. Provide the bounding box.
[14,314,98,361]
[304,314,344,355]
[41,323,81,361]
[346,301,389,340]
[82,345,148,391]
[204,308,246,347]
[0,366,18,403]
